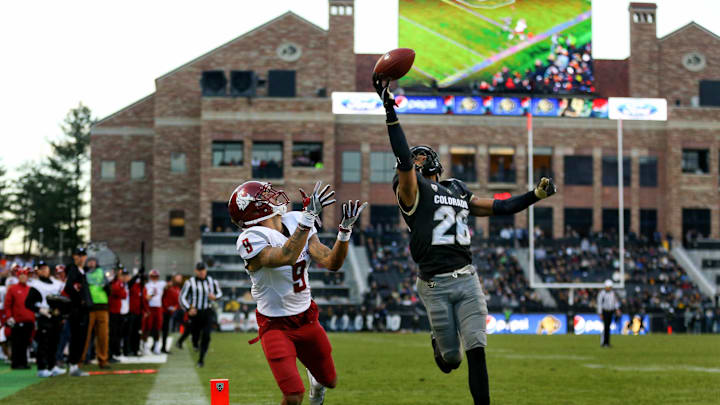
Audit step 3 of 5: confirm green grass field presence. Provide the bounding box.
[3,332,720,404]
[398,0,592,86]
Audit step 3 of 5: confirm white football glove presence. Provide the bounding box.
[299,181,336,228]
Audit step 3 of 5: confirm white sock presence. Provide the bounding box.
[307,369,323,389]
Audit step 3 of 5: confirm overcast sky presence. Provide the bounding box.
[1,0,718,177]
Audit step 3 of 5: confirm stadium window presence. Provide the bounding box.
[450,146,477,182]
[682,208,711,241]
[489,215,514,238]
[681,149,709,174]
[602,209,630,234]
[130,160,145,180]
[169,210,185,237]
[292,142,323,168]
[170,152,187,173]
[564,208,592,237]
[564,156,593,185]
[252,142,283,179]
[532,147,553,183]
[101,161,115,180]
[530,206,553,238]
[345,6,353,15]
[212,141,244,167]
[369,205,399,228]
[211,202,234,232]
[488,146,515,183]
[640,209,658,239]
[330,5,338,15]
[341,151,361,183]
[639,156,658,187]
[370,152,395,183]
[601,156,631,186]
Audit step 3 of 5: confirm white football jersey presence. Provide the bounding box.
[146,280,167,308]
[237,211,316,317]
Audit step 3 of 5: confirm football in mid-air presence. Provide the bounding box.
[373,48,415,81]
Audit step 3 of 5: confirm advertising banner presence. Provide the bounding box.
[486,313,567,335]
[608,97,668,121]
[573,314,650,335]
[395,95,450,114]
[218,312,237,332]
[331,92,384,115]
[453,96,490,115]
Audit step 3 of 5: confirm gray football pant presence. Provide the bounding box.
[416,270,488,366]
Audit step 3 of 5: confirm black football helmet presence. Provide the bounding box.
[410,145,443,177]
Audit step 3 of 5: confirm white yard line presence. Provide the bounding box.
[583,363,720,374]
[145,340,205,405]
[440,0,508,27]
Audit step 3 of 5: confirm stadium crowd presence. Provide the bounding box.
[0,249,206,377]
[471,36,594,95]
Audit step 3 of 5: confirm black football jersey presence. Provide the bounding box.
[393,173,473,279]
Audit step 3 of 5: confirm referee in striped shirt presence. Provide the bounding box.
[597,279,621,348]
[179,262,222,367]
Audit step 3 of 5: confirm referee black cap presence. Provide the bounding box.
[195,261,207,270]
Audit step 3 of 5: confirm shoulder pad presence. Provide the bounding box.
[440,178,472,199]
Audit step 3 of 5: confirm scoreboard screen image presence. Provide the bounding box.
[398,0,593,94]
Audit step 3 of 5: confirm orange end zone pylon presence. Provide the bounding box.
[210,379,229,405]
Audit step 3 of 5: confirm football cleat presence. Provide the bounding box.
[306,368,326,405]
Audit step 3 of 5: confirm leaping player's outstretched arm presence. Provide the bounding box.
[468,177,558,217]
[245,181,336,272]
[308,200,367,271]
[373,74,417,208]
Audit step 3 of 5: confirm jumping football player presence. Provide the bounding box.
[373,75,557,405]
[228,180,366,405]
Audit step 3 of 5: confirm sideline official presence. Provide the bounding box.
[597,279,621,347]
[63,247,91,376]
[179,262,222,368]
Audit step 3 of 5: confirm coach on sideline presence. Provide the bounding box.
[63,247,91,376]
[597,279,621,348]
[179,262,222,368]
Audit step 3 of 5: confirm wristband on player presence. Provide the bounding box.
[337,228,352,242]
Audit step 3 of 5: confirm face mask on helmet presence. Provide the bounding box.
[411,146,443,177]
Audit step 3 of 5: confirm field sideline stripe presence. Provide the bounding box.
[399,15,486,59]
[440,0,506,28]
[145,341,205,405]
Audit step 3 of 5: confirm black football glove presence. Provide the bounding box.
[372,72,398,123]
[534,177,557,199]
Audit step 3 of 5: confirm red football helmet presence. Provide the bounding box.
[228,181,290,228]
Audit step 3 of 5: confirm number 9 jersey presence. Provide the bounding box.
[236,211,315,317]
[393,173,473,280]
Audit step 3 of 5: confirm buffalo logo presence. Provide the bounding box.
[459,97,479,113]
[537,98,554,113]
[499,98,517,112]
[216,382,225,392]
[536,315,562,335]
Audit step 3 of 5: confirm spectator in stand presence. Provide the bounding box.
[144,269,166,355]
[4,266,34,369]
[82,257,111,368]
[25,261,66,377]
[161,273,183,353]
[109,266,130,360]
[128,271,148,356]
[64,247,91,377]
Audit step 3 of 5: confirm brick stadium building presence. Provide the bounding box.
[91,1,720,272]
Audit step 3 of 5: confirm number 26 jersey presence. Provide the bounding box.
[393,172,473,279]
[236,211,315,317]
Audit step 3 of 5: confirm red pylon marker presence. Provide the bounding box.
[211,379,229,405]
